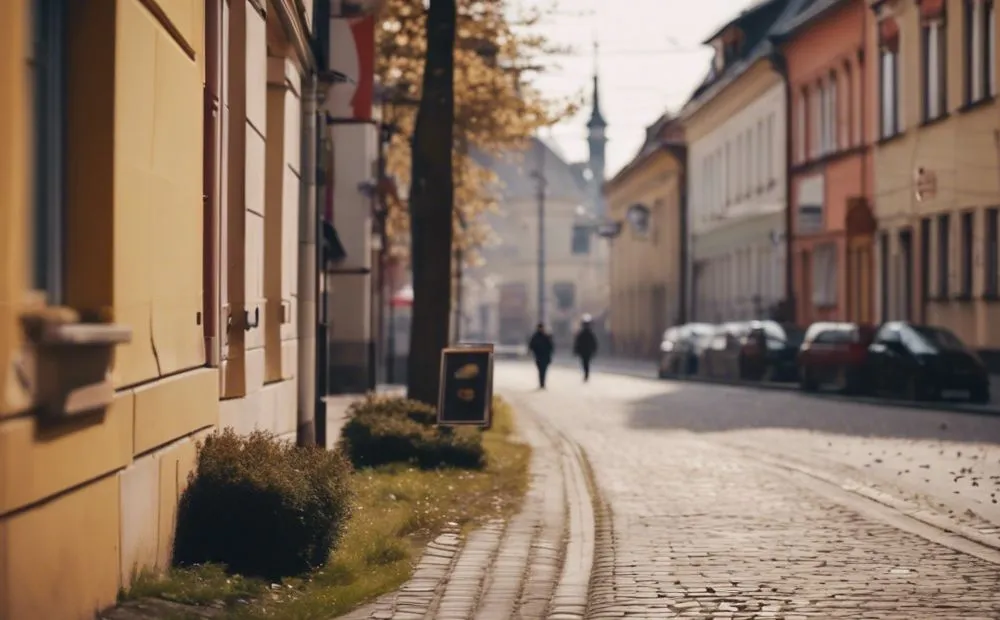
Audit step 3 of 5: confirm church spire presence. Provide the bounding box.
[587,40,607,130]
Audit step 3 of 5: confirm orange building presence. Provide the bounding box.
[772,0,877,325]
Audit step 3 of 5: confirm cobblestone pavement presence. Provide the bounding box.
[552,357,1000,529]
[498,362,1000,618]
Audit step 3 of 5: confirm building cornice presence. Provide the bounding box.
[681,55,779,133]
[604,144,681,195]
[269,0,317,72]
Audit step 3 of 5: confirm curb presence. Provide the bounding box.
[558,359,1000,418]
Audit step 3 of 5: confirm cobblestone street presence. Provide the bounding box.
[499,361,1000,618]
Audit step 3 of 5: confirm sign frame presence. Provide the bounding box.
[437,343,495,428]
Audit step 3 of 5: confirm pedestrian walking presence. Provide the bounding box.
[528,323,555,389]
[573,314,598,382]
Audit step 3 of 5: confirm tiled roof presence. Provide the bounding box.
[681,0,814,118]
[770,0,848,39]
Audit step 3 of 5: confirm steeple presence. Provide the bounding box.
[586,41,607,130]
[586,38,607,218]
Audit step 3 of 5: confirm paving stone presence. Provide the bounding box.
[496,363,1000,619]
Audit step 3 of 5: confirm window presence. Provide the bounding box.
[725,141,731,204]
[880,20,900,138]
[744,129,752,197]
[552,282,575,310]
[735,134,743,202]
[937,213,950,297]
[986,208,999,296]
[812,243,837,307]
[571,225,591,255]
[31,0,68,303]
[841,62,852,149]
[920,217,932,302]
[796,89,807,163]
[756,120,765,189]
[922,9,947,121]
[961,211,974,297]
[879,232,889,321]
[812,84,824,158]
[767,113,775,182]
[825,72,837,154]
[965,0,996,103]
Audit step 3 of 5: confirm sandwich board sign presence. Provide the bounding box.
[437,343,494,428]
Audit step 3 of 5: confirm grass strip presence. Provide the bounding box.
[123,397,530,619]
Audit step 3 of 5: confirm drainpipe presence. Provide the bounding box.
[768,41,796,325]
[677,146,689,324]
[297,74,319,447]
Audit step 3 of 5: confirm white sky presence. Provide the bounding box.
[518,0,761,176]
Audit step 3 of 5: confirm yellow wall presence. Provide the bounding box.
[872,0,1000,349]
[0,1,221,618]
[683,59,781,143]
[606,150,683,357]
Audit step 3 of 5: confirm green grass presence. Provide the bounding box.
[123,397,530,619]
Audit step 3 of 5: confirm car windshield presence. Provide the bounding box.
[910,326,967,352]
[761,322,805,347]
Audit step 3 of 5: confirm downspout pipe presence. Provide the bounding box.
[767,41,796,325]
[298,72,319,447]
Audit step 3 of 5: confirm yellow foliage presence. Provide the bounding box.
[377,0,578,266]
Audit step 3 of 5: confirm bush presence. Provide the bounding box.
[173,429,354,580]
[338,395,486,470]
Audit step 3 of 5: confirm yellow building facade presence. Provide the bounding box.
[0,1,315,617]
[605,118,686,358]
[870,0,1000,358]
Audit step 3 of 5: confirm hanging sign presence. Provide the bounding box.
[437,344,494,427]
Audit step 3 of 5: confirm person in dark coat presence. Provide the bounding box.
[528,323,555,389]
[573,314,598,382]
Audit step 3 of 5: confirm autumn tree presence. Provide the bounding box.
[378,0,573,404]
[377,0,573,262]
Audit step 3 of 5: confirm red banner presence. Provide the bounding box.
[329,16,375,121]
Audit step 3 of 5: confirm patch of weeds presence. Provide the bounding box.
[119,397,529,620]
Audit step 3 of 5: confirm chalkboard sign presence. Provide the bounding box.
[437,344,494,427]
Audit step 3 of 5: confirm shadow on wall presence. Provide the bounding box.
[624,382,1000,445]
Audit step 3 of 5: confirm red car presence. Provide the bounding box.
[797,322,877,393]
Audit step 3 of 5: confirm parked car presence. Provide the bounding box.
[797,322,877,393]
[867,321,990,403]
[699,322,751,381]
[740,320,806,382]
[658,323,715,378]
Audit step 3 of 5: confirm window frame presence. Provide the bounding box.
[796,88,808,163]
[937,213,951,298]
[879,44,900,138]
[571,224,592,255]
[960,210,974,297]
[921,13,947,122]
[965,0,996,104]
[826,71,837,154]
[31,0,68,304]
[985,207,999,297]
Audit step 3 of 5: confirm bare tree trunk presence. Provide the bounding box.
[406,0,457,405]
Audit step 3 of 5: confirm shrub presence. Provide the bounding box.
[173,429,354,580]
[339,395,486,470]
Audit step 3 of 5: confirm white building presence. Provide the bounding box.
[682,0,806,322]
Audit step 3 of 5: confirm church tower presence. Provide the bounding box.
[586,46,608,219]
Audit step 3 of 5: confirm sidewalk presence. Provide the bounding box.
[335,394,594,620]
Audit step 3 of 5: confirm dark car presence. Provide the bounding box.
[699,322,751,381]
[867,322,990,403]
[797,322,877,393]
[740,320,806,382]
[658,323,714,378]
